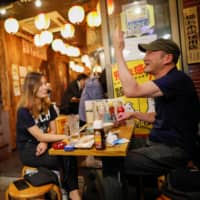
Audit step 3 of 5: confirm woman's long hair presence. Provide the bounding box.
[17,72,51,118]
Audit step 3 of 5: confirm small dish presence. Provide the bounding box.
[74,135,94,149]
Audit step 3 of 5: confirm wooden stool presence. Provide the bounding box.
[5,166,62,200]
[158,175,166,190]
[156,194,171,200]
[5,180,61,200]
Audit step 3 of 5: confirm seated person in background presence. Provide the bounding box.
[60,73,88,115]
[16,72,81,200]
[103,27,200,188]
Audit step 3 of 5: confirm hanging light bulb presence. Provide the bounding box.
[34,13,50,30]
[34,34,43,47]
[35,0,42,7]
[68,5,85,24]
[40,30,53,45]
[60,23,75,38]
[4,18,19,34]
[66,46,80,57]
[51,39,64,52]
[86,11,101,27]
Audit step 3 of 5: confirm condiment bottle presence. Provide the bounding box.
[117,102,126,126]
[117,101,125,114]
[109,102,116,122]
[93,120,105,150]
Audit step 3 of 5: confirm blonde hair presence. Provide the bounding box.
[17,72,51,118]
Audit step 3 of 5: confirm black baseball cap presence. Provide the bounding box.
[138,38,180,63]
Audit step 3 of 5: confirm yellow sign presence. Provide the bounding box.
[112,60,154,128]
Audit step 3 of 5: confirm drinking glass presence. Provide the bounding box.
[68,114,80,143]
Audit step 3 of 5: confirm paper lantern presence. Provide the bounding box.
[4,18,19,34]
[86,11,101,27]
[68,5,85,24]
[34,34,43,47]
[60,23,75,38]
[34,13,50,30]
[40,30,53,44]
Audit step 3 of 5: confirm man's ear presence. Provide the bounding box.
[163,53,173,65]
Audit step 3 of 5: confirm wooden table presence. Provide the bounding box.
[49,125,134,157]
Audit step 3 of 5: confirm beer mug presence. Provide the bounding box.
[68,114,80,143]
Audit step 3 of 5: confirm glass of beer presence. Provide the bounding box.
[68,114,80,144]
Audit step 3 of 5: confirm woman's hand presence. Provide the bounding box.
[36,142,48,156]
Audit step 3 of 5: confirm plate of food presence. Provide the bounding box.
[74,135,94,149]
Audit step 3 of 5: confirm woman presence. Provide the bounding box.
[79,69,107,125]
[16,72,81,200]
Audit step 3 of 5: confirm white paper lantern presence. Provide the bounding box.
[35,13,50,30]
[68,5,85,24]
[4,18,19,34]
[60,23,75,38]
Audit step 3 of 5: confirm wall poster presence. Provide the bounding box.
[11,64,21,96]
[183,6,200,63]
[112,60,155,129]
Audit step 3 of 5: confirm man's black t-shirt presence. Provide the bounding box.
[151,67,200,158]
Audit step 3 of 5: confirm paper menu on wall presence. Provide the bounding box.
[120,1,155,38]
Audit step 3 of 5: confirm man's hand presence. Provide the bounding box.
[71,97,80,103]
[113,26,125,52]
[117,112,133,122]
[36,142,48,156]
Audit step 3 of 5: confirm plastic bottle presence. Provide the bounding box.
[117,101,126,126]
[93,120,105,150]
[108,102,116,122]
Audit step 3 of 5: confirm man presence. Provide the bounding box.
[103,27,200,180]
[60,73,88,115]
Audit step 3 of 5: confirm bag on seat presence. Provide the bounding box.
[24,167,59,186]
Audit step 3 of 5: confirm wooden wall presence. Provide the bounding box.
[0,21,70,150]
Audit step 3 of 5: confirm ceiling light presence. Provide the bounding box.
[20,0,32,2]
[60,23,75,38]
[0,9,6,15]
[40,30,53,44]
[68,5,85,24]
[4,18,19,34]
[66,46,80,57]
[51,39,64,52]
[35,0,42,7]
[86,11,101,27]
[34,34,43,47]
[34,13,50,30]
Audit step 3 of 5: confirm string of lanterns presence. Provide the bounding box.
[4,0,114,57]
